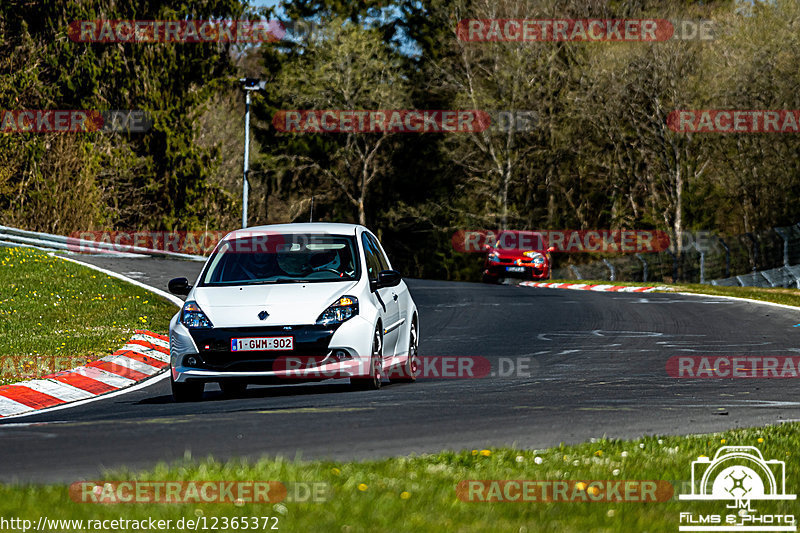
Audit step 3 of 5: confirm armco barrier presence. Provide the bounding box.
[0,225,206,261]
[552,221,800,287]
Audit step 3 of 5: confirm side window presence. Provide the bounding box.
[361,234,381,281]
[367,234,390,271]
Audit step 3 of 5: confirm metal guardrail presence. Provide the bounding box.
[551,221,800,288]
[0,225,207,262]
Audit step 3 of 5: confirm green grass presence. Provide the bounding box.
[0,247,176,384]
[548,278,800,308]
[1,424,796,532]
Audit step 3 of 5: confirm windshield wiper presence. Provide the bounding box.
[210,277,351,286]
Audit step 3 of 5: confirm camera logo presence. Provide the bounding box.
[681,446,792,502]
[678,446,796,532]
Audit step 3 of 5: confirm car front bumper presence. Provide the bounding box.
[484,264,550,280]
[169,313,376,383]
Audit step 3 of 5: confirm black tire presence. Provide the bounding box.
[171,374,204,402]
[220,381,247,398]
[351,327,383,391]
[391,319,418,383]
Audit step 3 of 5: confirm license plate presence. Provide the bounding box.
[506,266,526,273]
[231,337,293,352]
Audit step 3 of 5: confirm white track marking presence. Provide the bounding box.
[72,366,135,388]
[21,380,95,402]
[520,281,671,292]
[130,333,169,349]
[0,372,170,420]
[0,396,34,416]
[674,291,800,313]
[103,355,162,375]
[53,254,184,307]
[119,343,170,362]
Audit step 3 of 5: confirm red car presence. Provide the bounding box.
[481,231,555,283]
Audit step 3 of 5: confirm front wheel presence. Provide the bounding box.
[171,373,204,402]
[351,327,383,391]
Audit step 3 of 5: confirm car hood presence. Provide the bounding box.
[191,281,359,327]
[491,250,546,261]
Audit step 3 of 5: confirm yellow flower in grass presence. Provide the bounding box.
[400,491,410,500]
[480,450,491,457]
[357,484,368,492]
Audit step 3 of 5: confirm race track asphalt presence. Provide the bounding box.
[1,255,799,483]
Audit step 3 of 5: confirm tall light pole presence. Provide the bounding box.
[239,78,266,228]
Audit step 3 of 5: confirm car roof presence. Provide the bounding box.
[224,223,366,240]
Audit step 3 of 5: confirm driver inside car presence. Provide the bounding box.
[309,249,342,275]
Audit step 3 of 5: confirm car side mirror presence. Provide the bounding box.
[372,269,402,290]
[168,277,192,296]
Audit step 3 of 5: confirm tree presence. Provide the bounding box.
[0,0,249,232]
[267,19,410,225]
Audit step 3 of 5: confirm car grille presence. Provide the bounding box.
[188,325,338,372]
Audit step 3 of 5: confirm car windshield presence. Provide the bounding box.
[201,233,359,286]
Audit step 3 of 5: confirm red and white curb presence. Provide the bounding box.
[519,281,671,293]
[0,330,169,418]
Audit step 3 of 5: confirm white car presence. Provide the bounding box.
[167,223,419,402]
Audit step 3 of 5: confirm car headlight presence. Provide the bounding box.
[523,251,546,264]
[316,296,358,326]
[181,301,213,328]
[488,252,501,263]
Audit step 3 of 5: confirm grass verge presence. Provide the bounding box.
[1,424,796,532]
[0,247,176,384]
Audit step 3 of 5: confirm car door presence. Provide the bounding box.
[361,233,400,356]
[373,235,410,355]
